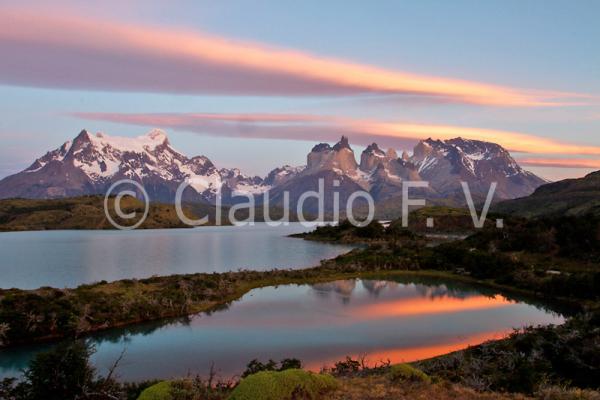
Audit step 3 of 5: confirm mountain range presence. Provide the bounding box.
[0,129,546,211]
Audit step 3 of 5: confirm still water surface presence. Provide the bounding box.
[0,278,563,381]
[0,223,355,289]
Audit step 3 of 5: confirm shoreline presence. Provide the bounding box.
[0,265,574,350]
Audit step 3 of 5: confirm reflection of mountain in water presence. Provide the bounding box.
[387,276,493,300]
[311,280,357,303]
[362,280,398,296]
[310,279,483,302]
[413,284,476,300]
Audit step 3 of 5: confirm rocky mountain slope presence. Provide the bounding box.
[493,170,600,217]
[411,138,545,200]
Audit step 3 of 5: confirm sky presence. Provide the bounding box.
[0,0,599,181]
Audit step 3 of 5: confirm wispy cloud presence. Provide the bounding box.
[517,158,600,169]
[0,8,589,107]
[71,111,600,156]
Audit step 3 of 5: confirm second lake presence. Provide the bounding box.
[0,277,564,381]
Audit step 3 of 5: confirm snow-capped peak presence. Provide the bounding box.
[85,129,170,155]
[411,137,529,179]
[17,129,242,201]
[146,128,169,142]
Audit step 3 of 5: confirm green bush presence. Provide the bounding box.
[228,369,338,400]
[137,381,173,400]
[24,341,99,400]
[389,363,431,383]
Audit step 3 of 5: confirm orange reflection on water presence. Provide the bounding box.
[305,329,512,371]
[353,295,513,320]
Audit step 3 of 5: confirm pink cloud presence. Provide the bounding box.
[71,111,600,157]
[0,8,589,106]
[517,158,600,169]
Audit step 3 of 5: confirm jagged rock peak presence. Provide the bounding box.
[311,143,332,152]
[332,136,352,151]
[72,129,92,144]
[360,142,390,173]
[363,143,385,155]
[76,129,91,139]
[307,136,357,173]
[412,138,437,161]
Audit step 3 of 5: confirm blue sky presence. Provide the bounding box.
[1,0,599,180]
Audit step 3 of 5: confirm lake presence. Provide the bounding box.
[0,277,564,381]
[0,223,355,289]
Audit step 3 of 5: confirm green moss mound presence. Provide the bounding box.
[389,363,431,383]
[228,369,339,400]
[137,381,173,400]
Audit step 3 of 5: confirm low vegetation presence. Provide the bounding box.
[418,313,600,393]
[0,196,201,231]
[313,214,600,306]
[0,196,308,232]
[329,375,529,400]
[292,219,423,243]
[1,343,551,400]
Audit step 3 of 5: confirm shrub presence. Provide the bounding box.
[228,369,338,400]
[24,341,98,400]
[389,364,431,383]
[331,356,361,375]
[355,221,385,238]
[137,381,173,400]
[241,358,302,378]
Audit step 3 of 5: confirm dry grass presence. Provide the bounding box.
[329,375,530,400]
